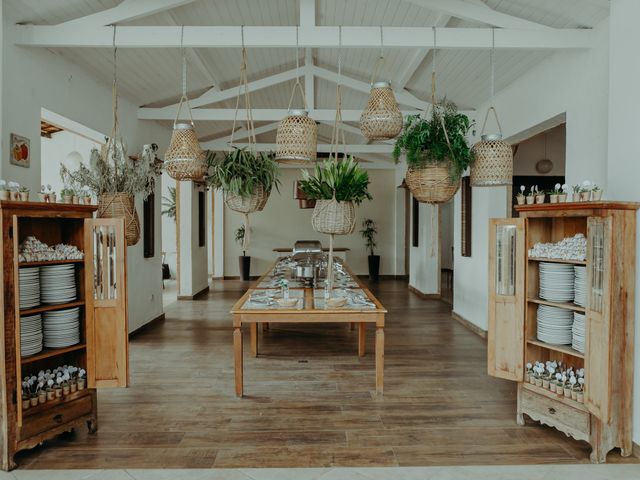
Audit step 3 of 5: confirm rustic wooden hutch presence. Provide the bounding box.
[0,201,129,470]
[487,201,638,463]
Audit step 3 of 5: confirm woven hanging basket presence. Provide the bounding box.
[471,134,513,186]
[276,109,317,164]
[311,199,356,235]
[225,185,270,214]
[97,193,140,246]
[360,82,403,140]
[165,123,207,181]
[406,164,460,204]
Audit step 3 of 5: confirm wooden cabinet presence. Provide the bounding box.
[488,202,638,463]
[0,202,129,470]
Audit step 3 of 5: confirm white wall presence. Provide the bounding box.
[2,16,171,332]
[606,0,640,447]
[177,181,209,297]
[453,19,610,332]
[409,202,440,294]
[223,168,397,277]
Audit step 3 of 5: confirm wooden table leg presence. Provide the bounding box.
[234,326,243,397]
[358,322,366,357]
[250,323,258,357]
[375,325,384,395]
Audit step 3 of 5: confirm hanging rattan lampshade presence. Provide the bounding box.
[164,122,207,181]
[471,132,513,186]
[360,81,403,140]
[275,109,317,164]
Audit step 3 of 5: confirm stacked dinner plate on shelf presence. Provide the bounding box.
[43,307,80,348]
[539,262,575,302]
[537,304,573,345]
[574,266,587,307]
[20,314,43,357]
[19,267,40,310]
[40,264,77,305]
[572,312,586,353]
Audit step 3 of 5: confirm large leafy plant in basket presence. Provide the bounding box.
[393,100,474,203]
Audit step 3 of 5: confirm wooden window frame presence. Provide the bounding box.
[143,193,155,258]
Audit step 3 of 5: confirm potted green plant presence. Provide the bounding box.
[360,218,380,281]
[60,143,160,246]
[161,186,177,221]
[18,186,30,202]
[61,187,74,204]
[235,225,251,281]
[393,100,474,204]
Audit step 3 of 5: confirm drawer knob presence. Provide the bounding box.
[53,414,63,424]
[548,407,556,415]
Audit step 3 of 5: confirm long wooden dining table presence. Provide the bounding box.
[230,258,387,397]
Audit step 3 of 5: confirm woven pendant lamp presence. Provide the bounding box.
[165,26,206,181]
[360,81,403,140]
[360,27,402,140]
[471,29,512,186]
[276,108,317,164]
[276,26,317,164]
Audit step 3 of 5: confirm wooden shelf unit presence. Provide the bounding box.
[488,202,639,463]
[0,202,130,471]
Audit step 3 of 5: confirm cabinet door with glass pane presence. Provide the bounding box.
[585,216,612,421]
[84,218,129,388]
[487,218,525,381]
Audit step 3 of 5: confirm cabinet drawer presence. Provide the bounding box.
[521,387,590,440]
[20,394,93,440]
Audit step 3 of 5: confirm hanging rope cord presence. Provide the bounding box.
[173,26,197,128]
[369,25,385,85]
[480,28,503,137]
[106,25,123,183]
[229,26,257,150]
[329,26,347,161]
[287,26,308,110]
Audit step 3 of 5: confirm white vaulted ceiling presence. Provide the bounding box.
[4,0,611,163]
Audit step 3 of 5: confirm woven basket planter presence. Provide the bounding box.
[406,164,460,204]
[471,134,513,186]
[225,185,270,214]
[311,199,356,235]
[97,193,140,246]
[275,109,317,164]
[360,82,403,140]
[165,123,207,181]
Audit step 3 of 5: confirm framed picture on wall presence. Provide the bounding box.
[10,133,30,168]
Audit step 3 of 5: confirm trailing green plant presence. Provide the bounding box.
[161,186,177,221]
[393,100,474,182]
[206,148,280,197]
[235,225,247,256]
[298,156,372,205]
[60,142,159,199]
[360,218,377,256]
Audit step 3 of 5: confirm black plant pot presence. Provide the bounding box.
[368,255,380,282]
[239,256,251,281]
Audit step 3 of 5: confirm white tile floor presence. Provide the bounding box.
[4,465,640,480]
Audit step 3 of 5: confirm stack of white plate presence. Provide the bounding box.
[574,266,587,307]
[43,307,80,348]
[19,267,40,310]
[20,314,43,356]
[40,264,76,305]
[539,262,575,302]
[537,304,574,345]
[572,312,586,353]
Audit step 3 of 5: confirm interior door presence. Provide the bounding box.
[584,216,612,421]
[85,218,129,388]
[487,218,526,381]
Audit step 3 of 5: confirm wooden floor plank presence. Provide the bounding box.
[14,279,640,468]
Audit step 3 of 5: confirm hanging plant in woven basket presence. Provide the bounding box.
[360,28,403,140]
[59,27,159,246]
[164,26,206,181]
[393,29,473,204]
[276,27,318,164]
[470,32,512,186]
